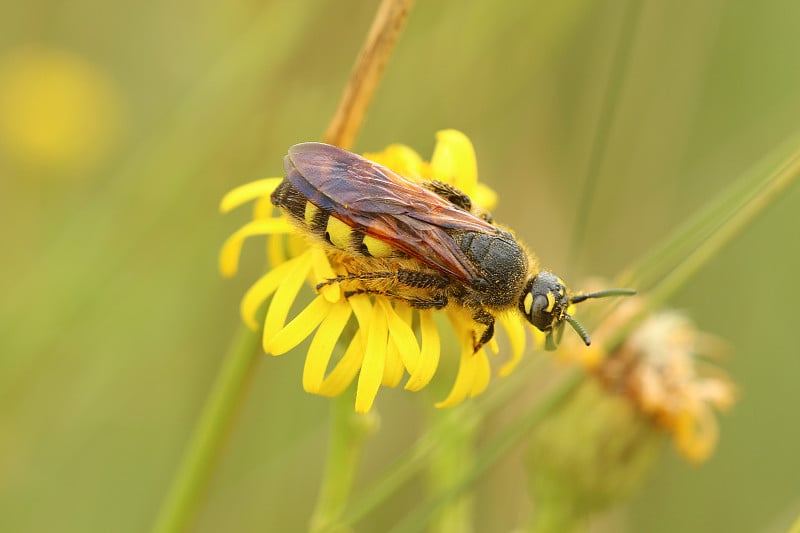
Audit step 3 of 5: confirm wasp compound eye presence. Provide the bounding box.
[531,293,551,329]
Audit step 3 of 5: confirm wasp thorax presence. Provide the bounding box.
[520,271,569,332]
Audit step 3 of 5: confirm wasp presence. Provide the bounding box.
[271,142,634,351]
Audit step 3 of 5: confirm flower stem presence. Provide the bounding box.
[568,0,643,265]
[151,324,260,533]
[388,372,585,533]
[646,141,800,308]
[323,0,414,149]
[426,407,478,533]
[329,354,549,531]
[310,393,378,533]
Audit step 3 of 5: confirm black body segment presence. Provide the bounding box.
[454,231,528,307]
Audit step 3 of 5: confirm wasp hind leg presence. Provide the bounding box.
[317,269,451,310]
[316,271,396,290]
[316,269,451,291]
[342,288,448,310]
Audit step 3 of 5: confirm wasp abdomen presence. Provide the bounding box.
[272,180,397,258]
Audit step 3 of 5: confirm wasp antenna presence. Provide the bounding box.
[564,314,591,346]
[570,288,636,304]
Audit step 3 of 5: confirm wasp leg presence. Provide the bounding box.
[316,270,451,291]
[424,180,495,223]
[342,288,448,309]
[424,180,472,211]
[471,309,496,353]
[317,271,394,290]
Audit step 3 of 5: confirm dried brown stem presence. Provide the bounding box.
[323,0,414,149]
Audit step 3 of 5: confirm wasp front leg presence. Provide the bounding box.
[471,308,496,353]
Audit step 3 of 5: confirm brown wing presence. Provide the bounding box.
[283,142,500,283]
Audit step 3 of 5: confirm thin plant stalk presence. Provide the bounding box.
[426,406,478,532]
[617,131,800,292]
[309,393,377,533]
[388,372,585,533]
[151,324,261,533]
[327,354,549,531]
[568,0,643,265]
[605,136,800,352]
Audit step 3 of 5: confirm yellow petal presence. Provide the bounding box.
[355,301,389,413]
[219,218,293,277]
[253,195,275,220]
[303,300,353,394]
[317,332,365,397]
[405,310,440,391]
[288,232,308,257]
[382,338,405,388]
[348,293,375,326]
[310,247,340,303]
[435,342,476,408]
[384,302,421,376]
[469,349,491,398]
[220,177,283,213]
[262,252,312,351]
[364,144,425,181]
[240,259,299,330]
[267,233,286,267]
[674,407,718,464]
[472,182,498,212]
[498,312,527,376]
[317,294,373,397]
[265,295,332,355]
[430,129,477,193]
[380,301,406,387]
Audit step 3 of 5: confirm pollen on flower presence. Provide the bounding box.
[220,130,541,412]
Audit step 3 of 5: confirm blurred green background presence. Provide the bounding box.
[2,1,799,531]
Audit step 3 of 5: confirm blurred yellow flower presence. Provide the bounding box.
[583,295,736,463]
[220,130,539,412]
[528,298,735,530]
[0,45,123,172]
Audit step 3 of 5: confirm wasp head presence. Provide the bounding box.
[520,272,636,350]
[521,271,571,339]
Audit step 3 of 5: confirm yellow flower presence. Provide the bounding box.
[580,294,736,463]
[0,45,123,172]
[220,130,539,413]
